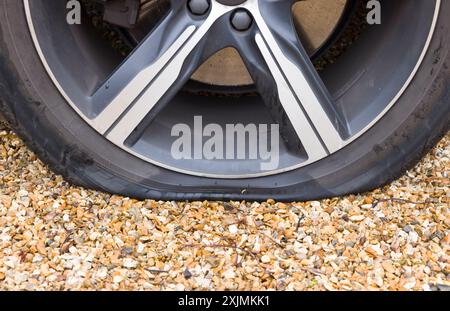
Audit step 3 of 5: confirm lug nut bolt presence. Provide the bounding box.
[188,0,211,16]
[231,9,253,31]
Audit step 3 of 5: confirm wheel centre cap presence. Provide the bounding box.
[216,0,247,6]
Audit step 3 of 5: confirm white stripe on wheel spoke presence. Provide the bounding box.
[252,7,344,157]
[94,3,235,144]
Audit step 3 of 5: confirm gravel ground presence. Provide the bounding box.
[0,120,448,290]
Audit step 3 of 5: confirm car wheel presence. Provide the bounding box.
[0,0,448,200]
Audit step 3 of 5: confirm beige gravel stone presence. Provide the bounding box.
[0,122,448,290]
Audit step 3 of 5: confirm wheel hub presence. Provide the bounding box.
[120,0,349,87]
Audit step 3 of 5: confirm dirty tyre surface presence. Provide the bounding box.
[0,0,449,200]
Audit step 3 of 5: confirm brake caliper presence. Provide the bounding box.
[95,0,141,28]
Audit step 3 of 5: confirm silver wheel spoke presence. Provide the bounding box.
[250,3,345,158]
[91,2,234,145]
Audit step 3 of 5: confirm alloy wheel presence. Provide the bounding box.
[4,0,444,200]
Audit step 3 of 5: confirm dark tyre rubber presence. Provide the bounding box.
[0,0,449,201]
